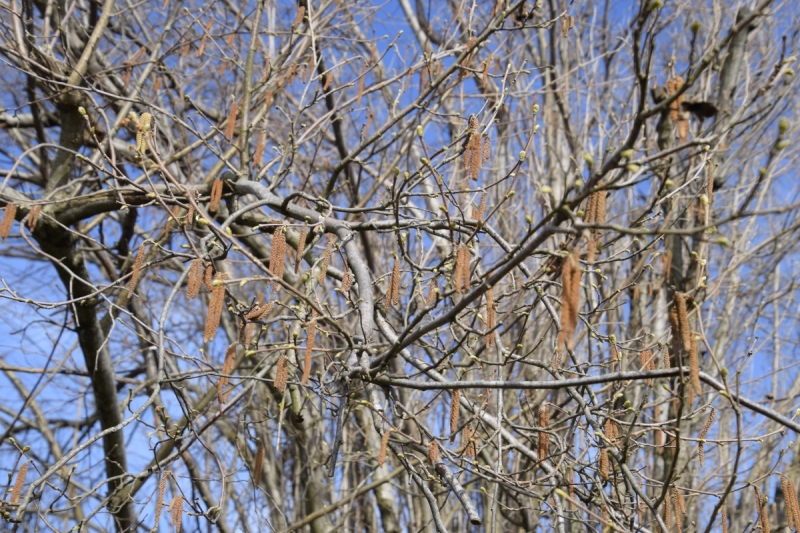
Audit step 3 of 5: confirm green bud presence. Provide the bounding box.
[715,236,732,247]
[532,104,539,114]
[78,107,87,116]
[626,163,640,173]
[420,157,430,166]
[647,0,664,10]
[416,125,423,136]
[541,185,552,194]
[620,149,634,160]
[776,139,790,150]
[690,21,701,34]
[525,214,532,224]
[786,68,795,77]
[519,150,526,161]
[779,118,790,134]
[583,153,594,166]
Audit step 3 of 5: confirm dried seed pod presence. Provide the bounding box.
[128,242,146,295]
[209,178,223,213]
[428,440,439,463]
[450,389,460,443]
[295,224,308,274]
[300,310,317,385]
[274,355,288,394]
[203,273,227,342]
[0,203,17,240]
[11,461,28,503]
[27,205,41,231]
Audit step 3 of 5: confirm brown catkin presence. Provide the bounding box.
[341,269,354,294]
[300,310,317,385]
[599,448,609,480]
[323,72,332,91]
[455,245,470,293]
[378,430,391,467]
[784,476,800,531]
[250,300,274,321]
[463,424,476,459]
[197,19,213,57]
[128,242,145,295]
[203,264,214,291]
[254,130,266,166]
[641,349,654,383]
[203,273,227,342]
[673,489,683,532]
[155,473,167,526]
[450,389,461,443]
[663,489,672,531]
[467,132,482,180]
[689,332,701,395]
[224,100,239,141]
[357,63,366,106]
[721,504,728,533]
[483,135,491,162]
[217,343,237,404]
[27,205,41,231]
[295,224,308,274]
[319,234,334,286]
[426,278,438,306]
[605,419,618,446]
[538,403,550,459]
[473,190,487,222]
[170,495,183,532]
[274,355,288,394]
[209,178,223,213]
[11,461,28,503]
[600,500,609,527]
[674,292,692,353]
[782,476,793,530]
[254,441,265,487]
[270,226,286,290]
[388,257,400,307]
[560,249,581,350]
[293,5,305,26]
[0,203,17,240]
[428,440,439,463]
[486,288,496,346]
[754,486,770,533]
[698,408,715,467]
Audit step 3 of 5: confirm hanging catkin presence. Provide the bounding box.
[295,224,308,274]
[300,310,317,385]
[169,495,183,532]
[486,288,496,346]
[203,273,227,342]
[270,226,286,290]
[378,430,391,467]
[388,257,400,307]
[27,205,41,231]
[426,278,438,306]
[154,473,167,526]
[274,355,288,394]
[319,233,334,286]
[450,389,460,443]
[538,403,550,459]
[209,178,223,213]
[254,441,265,487]
[641,349,654,383]
[428,440,439,463]
[128,242,146,295]
[673,292,692,352]
[10,461,28,503]
[0,203,17,240]
[559,249,581,350]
